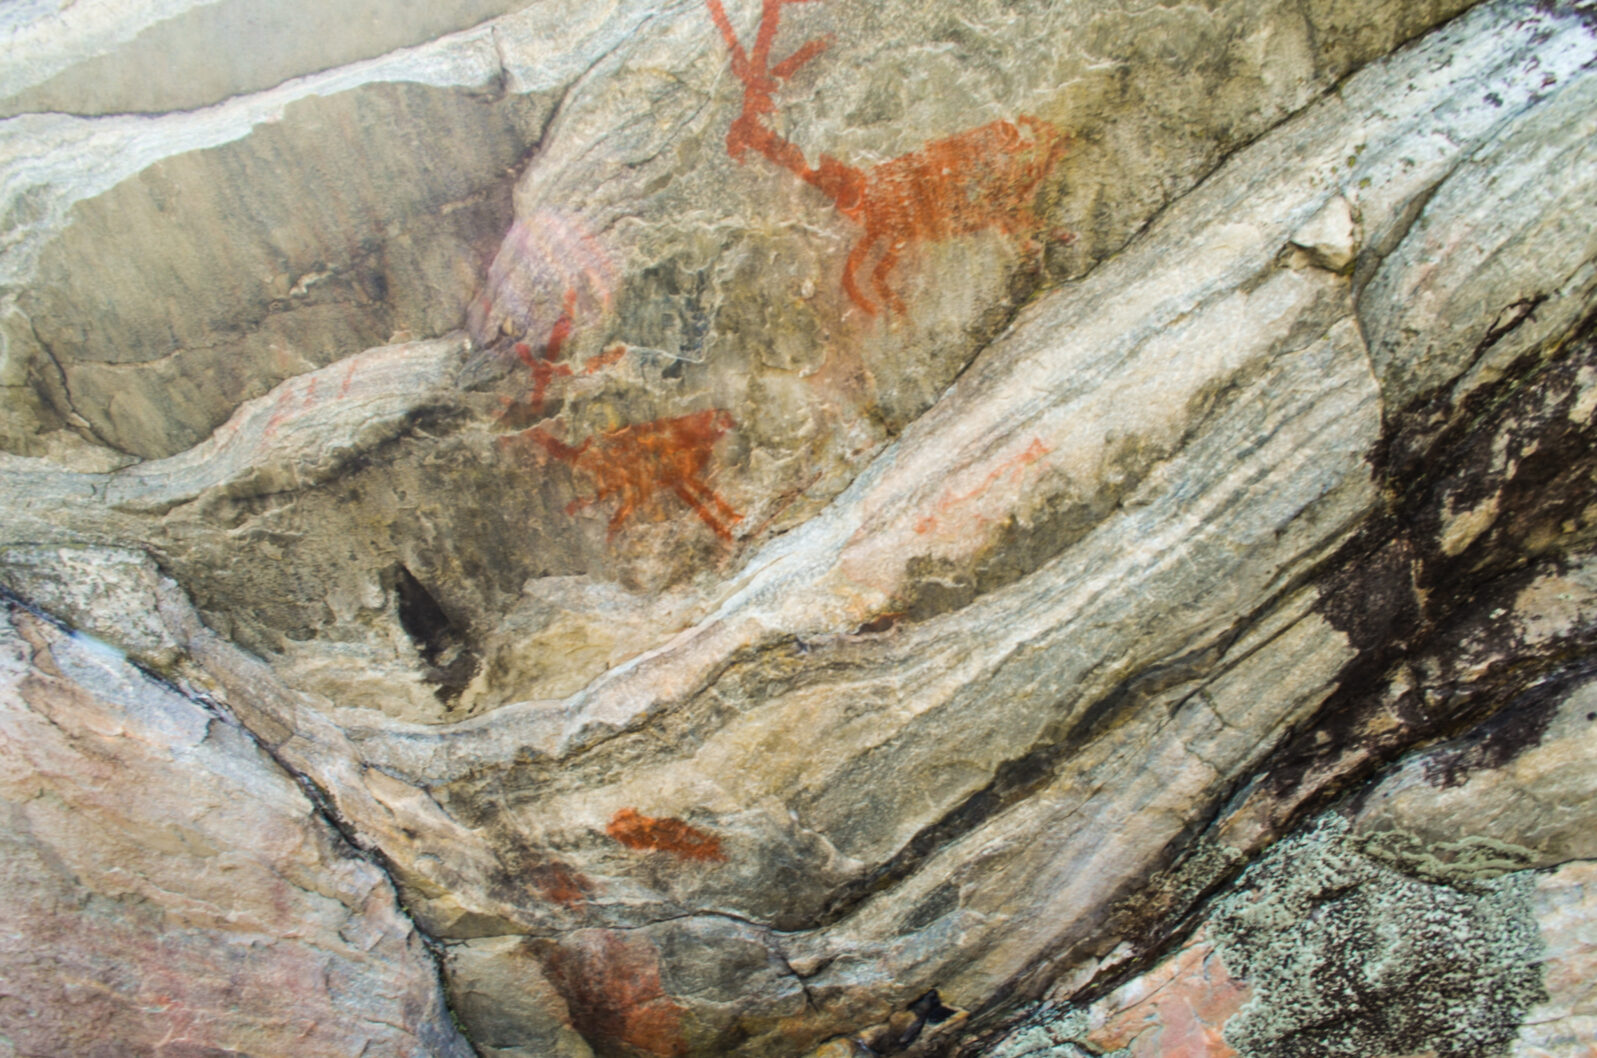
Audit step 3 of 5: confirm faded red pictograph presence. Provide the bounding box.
[914,436,1051,535]
[542,930,688,1058]
[525,410,742,541]
[527,859,593,909]
[707,0,1072,314]
[499,288,633,419]
[606,807,727,862]
[512,288,577,416]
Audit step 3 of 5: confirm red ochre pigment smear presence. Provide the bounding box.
[527,860,592,909]
[528,410,742,540]
[510,287,579,416]
[706,0,1072,315]
[915,436,1051,535]
[544,930,688,1058]
[583,342,629,374]
[607,807,727,862]
[502,291,636,420]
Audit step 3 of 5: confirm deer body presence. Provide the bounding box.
[529,410,741,540]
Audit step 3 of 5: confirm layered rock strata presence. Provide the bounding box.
[2,0,1596,1055]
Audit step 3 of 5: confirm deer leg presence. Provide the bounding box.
[843,235,879,315]
[873,240,907,315]
[673,483,733,539]
[607,486,639,537]
[682,476,741,523]
[705,0,750,71]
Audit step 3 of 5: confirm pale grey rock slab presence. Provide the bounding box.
[1352,659,1597,871]
[1513,858,1597,1058]
[1359,58,1597,412]
[0,602,473,1058]
[0,14,563,458]
[0,0,537,118]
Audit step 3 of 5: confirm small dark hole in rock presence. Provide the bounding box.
[392,564,479,701]
[908,989,956,1024]
[394,564,453,662]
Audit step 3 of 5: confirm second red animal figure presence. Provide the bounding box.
[529,409,742,541]
[706,0,1071,314]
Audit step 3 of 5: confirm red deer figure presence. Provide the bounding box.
[706,0,1071,314]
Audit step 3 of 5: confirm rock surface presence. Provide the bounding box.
[3,0,1597,1055]
[0,598,473,1057]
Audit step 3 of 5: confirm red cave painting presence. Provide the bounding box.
[527,859,593,909]
[512,288,577,416]
[527,410,742,541]
[501,287,633,418]
[581,341,629,375]
[914,436,1051,535]
[607,807,727,862]
[543,931,688,1058]
[706,0,1072,314]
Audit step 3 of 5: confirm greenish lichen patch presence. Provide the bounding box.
[1209,816,1544,1058]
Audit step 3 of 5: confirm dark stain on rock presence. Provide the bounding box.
[899,881,960,934]
[618,256,714,368]
[1069,311,1597,1040]
[1279,309,1597,816]
[1417,666,1576,789]
[858,988,964,1055]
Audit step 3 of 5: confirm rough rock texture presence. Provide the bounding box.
[0,598,473,1057]
[3,0,1597,1055]
[990,679,1597,1058]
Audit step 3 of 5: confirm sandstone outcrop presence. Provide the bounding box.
[3,0,1596,1055]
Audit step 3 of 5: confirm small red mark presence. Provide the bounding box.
[607,807,726,862]
[527,410,742,540]
[508,287,581,416]
[707,0,1071,314]
[338,358,358,398]
[528,860,592,909]
[262,379,312,437]
[915,436,1050,535]
[583,342,629,374]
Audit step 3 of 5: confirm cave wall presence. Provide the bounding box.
[2,1,1596,1056]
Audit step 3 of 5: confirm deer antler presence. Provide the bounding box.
[706,0,832,166]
